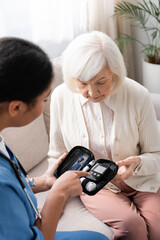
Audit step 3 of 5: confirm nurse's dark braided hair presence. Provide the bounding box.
[0,37,53,104]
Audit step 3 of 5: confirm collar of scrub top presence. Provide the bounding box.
[0,150,42,219]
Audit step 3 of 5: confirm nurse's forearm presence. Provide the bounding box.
[34,188,67,240]
[34,170,88,239]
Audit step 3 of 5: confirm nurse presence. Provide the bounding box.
[0,38,109,240]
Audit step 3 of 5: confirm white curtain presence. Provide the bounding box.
[0,0,86,58]
[83,0,118,39]
[0,0,134,77]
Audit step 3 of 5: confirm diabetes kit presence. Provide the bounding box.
[54,146,118,195]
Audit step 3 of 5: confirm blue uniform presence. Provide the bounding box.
[0,146,109,240]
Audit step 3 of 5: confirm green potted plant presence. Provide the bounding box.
[114,0,160,93]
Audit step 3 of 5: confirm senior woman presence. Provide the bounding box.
[48,31,160,240]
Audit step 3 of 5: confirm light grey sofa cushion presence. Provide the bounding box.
[1,115,49,172]
[57,197,114,239]
[157,121,160,132]
[43,57,63,136]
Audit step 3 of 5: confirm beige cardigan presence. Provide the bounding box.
[49,77,160,193]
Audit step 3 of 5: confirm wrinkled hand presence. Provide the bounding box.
[52,170,90,199]
[114,156,141,181]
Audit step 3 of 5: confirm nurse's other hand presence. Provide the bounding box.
[114,156,141,181]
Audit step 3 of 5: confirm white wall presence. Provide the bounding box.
[131,0,159,85]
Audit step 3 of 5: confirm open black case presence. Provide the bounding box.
[54,146,118,195]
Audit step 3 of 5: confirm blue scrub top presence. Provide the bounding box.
[0,146,110,240]
[0,147,44,240]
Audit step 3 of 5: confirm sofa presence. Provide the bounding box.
[1,57,160,240]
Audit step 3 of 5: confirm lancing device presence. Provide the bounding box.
[82,160,95,172]
[81,160,95,184]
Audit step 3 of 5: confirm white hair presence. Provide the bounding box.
[62,31,127,93]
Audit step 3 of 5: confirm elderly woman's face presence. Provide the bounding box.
[75,67,113,103]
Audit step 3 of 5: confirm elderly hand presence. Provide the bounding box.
[114,156,141,181]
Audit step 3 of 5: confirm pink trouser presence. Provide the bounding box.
[80,182,160,240]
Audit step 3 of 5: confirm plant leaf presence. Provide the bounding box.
[114,0,160,63]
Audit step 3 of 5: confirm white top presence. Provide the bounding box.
[0,135,10,158]
[79,94,113,161]
[48,77,160,193]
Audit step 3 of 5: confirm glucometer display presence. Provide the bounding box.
[87,163,109,181]
[92,164,106,174]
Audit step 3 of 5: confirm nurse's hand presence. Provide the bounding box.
[51,170,90,199]
[32,153,67,193]
[43,153,67,188]
[114,156,141,181]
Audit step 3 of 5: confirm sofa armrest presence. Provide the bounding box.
[150,93,160,121]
